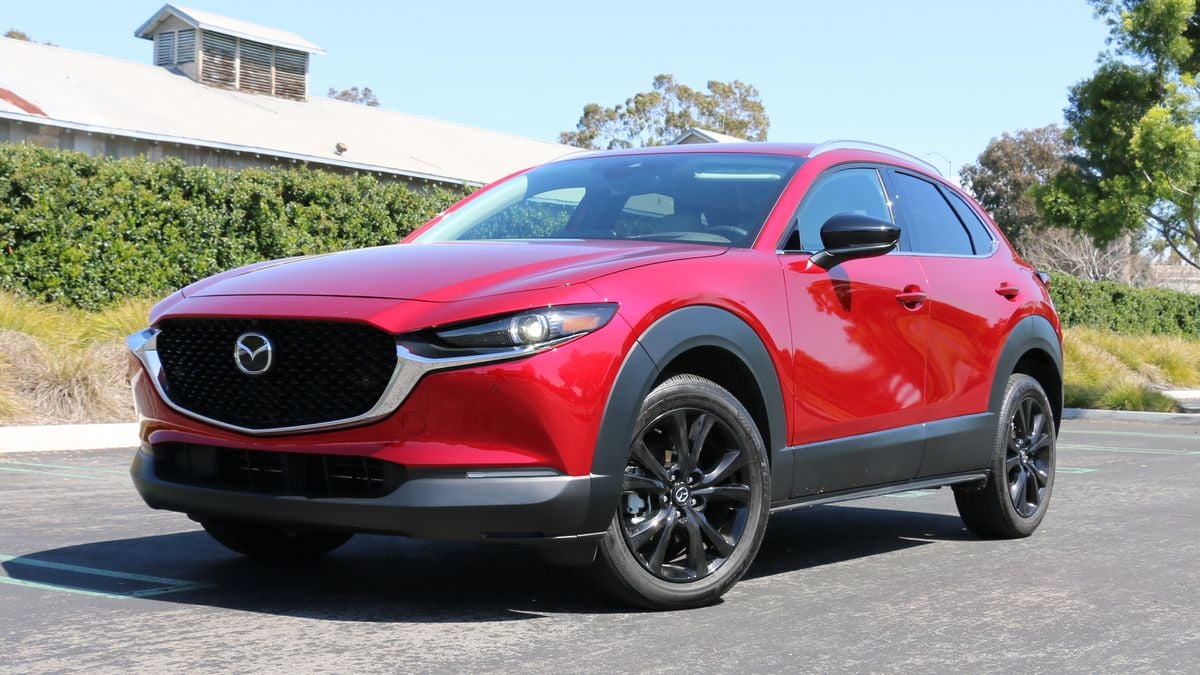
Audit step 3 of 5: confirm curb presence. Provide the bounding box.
[0,423,139,453]
[1062,408,1200,425]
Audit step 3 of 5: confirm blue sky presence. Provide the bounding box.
[5,1,1110,177]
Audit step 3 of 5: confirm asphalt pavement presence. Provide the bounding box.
[1,418,1197,673]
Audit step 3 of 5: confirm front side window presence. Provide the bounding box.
[786,168,892,252]
[415,153,804,248]
[892,172,974,255]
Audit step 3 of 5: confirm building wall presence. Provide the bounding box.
[0,118,440,188]
[1150,263,1200,295]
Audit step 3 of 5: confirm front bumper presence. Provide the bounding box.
[131,446,616,543]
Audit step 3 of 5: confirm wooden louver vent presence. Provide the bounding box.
[273,48,307,101]
[201,32,237,88]
[238,40,273,95]
[176,29,196,64]
[154,31,175,66]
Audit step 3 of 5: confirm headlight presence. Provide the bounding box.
[434,304,618,349]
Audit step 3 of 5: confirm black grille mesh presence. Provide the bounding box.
[153,443,403,498]
[156,318,397,429]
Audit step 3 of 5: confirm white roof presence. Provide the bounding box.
[0,38,576,185]
[670,127,749,144]
[135,4,325,54]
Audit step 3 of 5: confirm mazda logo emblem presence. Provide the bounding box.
[234,332,273,375]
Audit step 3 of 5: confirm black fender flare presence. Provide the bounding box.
[989,314,1064,419]
[581,306,790,531]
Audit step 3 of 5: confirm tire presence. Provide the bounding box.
[955,373,1056,538]
[202,518,353,562]
[592,374,771,610]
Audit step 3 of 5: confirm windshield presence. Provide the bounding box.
[414,153,804,248]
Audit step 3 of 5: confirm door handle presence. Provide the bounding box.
[895,286,926,308]
[995,283,1020,299]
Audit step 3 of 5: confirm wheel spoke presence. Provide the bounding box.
[623,471,667,493]
[682,513,708,578]
[630,439,671,484]
[699,448,746,488]
[668,411,694,473]
[1005,453,1021,473]
[1024,466,1040,507]
[646,509,679,572]
[1028,409,1046,445]
[693,483,751,503]
[687,506,735,557]
[627,507,672,549]
[688,413,716,464]
[1032,431,1053,453]
[1009,466,1028,506]
[1030,462,1049,487]
[1021,398,1034,436]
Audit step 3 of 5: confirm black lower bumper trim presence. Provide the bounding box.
[131,448,615,542]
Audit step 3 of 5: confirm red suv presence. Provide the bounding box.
[128,142,1062,609]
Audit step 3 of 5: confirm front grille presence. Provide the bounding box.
[155,318,397,430]
[153,443,404,498]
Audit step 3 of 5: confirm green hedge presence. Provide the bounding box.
[1050,272,1200,336]
[0,144,465,309]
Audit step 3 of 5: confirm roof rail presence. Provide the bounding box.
[807,140,943,176]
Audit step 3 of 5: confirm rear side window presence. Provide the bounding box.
[892,173,973,255]
[944,190,995,254]
[788,168,892,251]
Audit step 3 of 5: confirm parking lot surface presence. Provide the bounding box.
[1,418,1197,673]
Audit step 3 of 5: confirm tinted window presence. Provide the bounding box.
[945,190,995,254]
[789,168,891,251]
[893,173,973,255]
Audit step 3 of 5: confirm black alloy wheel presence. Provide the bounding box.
[1006,394,1053,518]
[592,374,770,610]
[955,373,1056,538]
[622,408,752,581]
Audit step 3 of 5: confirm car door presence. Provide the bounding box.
[887,169,1016,476]
[779,166,929,498]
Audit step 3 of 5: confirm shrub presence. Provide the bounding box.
[0,144,466,309]
[1050,272,1200,336]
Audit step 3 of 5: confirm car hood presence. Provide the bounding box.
[185,240,725,303]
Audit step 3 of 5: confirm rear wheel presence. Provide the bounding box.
[202,519,353,562]
[592,374,770,609]
[955,374,1056,538]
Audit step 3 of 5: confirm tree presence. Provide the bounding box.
[559,74,769,149]
[327,86,380,107]
[959,125,1069,249]
[1035,0,1200,270]
[4,29,29,40]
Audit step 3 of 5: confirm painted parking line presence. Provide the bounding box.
[0,553,212,600]
[1062,429,1200,442]
[0,459,126,475]
[1059,443,1200,456]
[884,490,934,499]
[1057,467,1098,474]
[0,465,108,481]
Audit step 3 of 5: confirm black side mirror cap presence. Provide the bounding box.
[809,213,901,270]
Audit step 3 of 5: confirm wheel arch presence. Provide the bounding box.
[991,315,1064,431]
[590,306,790,509]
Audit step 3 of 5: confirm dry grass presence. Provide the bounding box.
[0,293,153,424]
[1063,327,1200,412]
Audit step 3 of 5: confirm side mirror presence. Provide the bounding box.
[809,213,900,270]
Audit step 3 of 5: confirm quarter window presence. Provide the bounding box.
[788,168,892,251]
[893,173,973,255]
[944,190,995,255]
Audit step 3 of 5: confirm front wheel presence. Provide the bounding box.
[955,374,1056,538]
[592,374,771,610]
